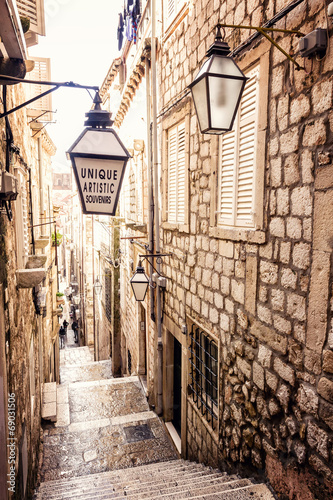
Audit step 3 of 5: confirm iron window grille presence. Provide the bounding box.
[189,324,218,429]
[128,349,132,375]
[104,268,112,322]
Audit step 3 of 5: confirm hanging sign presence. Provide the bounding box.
[67,128,131,216]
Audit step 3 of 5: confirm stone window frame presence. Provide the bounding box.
[209,47,270,244]
[163,0,190,41]
[161,100,191,233]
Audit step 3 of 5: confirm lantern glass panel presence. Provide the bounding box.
[208,75,244,130]
[209,55,244,77]
[191,77,209,132]
[71,129,128,156]
[196,59,210,79]
[131,272,149,301]
[73,156,125,215]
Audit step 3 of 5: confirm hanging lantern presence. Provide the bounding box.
[130,262,150,301]
[67,92,131,215]
[189,24,248,134]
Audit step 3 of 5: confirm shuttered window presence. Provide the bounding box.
[15,168,30,268]
[218,65,259,228]
[16,0,45,36]
[26,57,52,122]
[165,0,185,25]
[168,120,186,224]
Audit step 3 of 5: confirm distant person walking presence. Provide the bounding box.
[72,320,78,343]
[59,325,66,349]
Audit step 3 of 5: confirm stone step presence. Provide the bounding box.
[34,460,275,500]
[38,470,237,499]
[36,481,274,500]
[113,477,252,500]
[36,461,216,495]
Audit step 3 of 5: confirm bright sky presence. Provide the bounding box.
[29,0,124,164]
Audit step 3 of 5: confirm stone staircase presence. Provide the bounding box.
[35,459,275,499]
[35,346,275,499]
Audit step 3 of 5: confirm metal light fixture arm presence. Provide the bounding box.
[218,22,305,70]
[0,74,99,119]
[138,253,172,280]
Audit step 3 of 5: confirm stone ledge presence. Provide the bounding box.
[25,254,47,269]
[42,382,57,422]
[35,237,50,249]
[16,268,46,288]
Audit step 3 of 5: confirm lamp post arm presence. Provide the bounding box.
[0,74,100,119]
[219,22,304,71]
[139,253,172,277]
[0,85,59,119]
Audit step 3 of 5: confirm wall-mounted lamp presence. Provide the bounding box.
[189,24,248,135]
[94,277,103,296]
[130,253,171,302]
[130,261,150,302]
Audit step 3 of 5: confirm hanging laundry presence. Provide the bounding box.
[133,0,140,17]
[117,12,124,51]
[126,0,134,11]
[125,10,133,42]
[132,17,138,44]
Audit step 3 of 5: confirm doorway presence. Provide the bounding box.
[173,337,182,437]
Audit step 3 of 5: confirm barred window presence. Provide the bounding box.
[104,268,112,323]
[189,324,218,429]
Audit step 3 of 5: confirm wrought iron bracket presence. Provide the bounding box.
[219,22,305,71]
[139,253,172,277]
[0,74,99,119]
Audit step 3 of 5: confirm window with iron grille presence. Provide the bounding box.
[189,324,218,429]
[128,349,132,375]
[104,268,112,323]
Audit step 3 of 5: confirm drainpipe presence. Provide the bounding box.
[145,58,155,323]
[151,0,163,416]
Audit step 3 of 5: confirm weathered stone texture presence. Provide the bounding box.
[116,0,333,498]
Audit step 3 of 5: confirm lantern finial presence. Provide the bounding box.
[84,90,114,128]
[206,24,231,58]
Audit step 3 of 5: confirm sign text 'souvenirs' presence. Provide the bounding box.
[81,167,118,204]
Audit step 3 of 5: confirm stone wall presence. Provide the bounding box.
[0,82,51,498]
[158,0,333,498]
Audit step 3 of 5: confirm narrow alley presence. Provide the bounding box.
[33,326,275,499]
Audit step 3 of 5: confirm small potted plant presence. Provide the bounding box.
[56,292,65,304]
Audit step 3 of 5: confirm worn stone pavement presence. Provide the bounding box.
[39,340,177,483]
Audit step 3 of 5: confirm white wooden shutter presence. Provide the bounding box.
[218,65,259,228]
[15,168,29,268]
[16,0,45,35]
[27,57,52,121]
[177,123,186,222]
[167,0,176,20]
[235,69,258,225]
[168,120,186,224]
[136,157,143,223]
[219,130,235,224]
[168,125,177,223]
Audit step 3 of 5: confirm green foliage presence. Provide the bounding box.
[51,231,63,246]
[20,16,30,33]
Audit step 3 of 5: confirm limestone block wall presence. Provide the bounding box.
[0,82,44,498]
[158,0,333,498]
